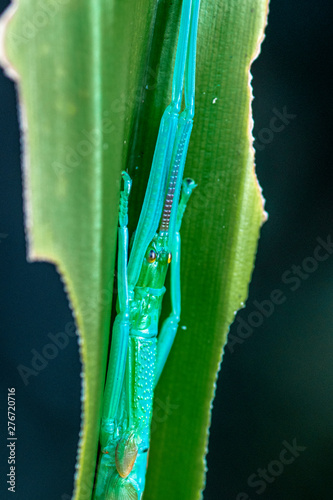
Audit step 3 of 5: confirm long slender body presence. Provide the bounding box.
[94,1,200,498]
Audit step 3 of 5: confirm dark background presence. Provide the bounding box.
[1,1,333,499]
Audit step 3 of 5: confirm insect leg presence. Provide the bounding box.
[154,179,196,386]
[154,230,181,387]
[176,178,197,231]
[184,0,201,120]
[94,174,133,500]
[102,172,131,428]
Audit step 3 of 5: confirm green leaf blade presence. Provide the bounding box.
[1,0,268,498]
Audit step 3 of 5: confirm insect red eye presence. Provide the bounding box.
[167,252,172,264]
[147,250,157,263]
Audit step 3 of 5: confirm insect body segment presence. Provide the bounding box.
[94,0,200,498]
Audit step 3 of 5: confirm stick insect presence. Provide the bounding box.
[93,0,200,498]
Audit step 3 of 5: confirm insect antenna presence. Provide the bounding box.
[159,115,193,238]
[159,158,180,233]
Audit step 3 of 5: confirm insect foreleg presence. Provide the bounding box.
[176,177,197,231]
[154,230,181,386]
[94,173,132,499]
[101,172,132,430]
[154,179,196,386]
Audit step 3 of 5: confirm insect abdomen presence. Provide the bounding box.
[131,336,157,431]
[106,473,138,500]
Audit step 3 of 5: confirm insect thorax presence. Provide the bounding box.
[129,286,166,334]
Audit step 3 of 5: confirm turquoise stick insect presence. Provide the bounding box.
[93,0,200,498]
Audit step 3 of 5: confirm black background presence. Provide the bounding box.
[1,1,333,499]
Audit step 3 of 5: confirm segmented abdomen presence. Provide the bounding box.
[131,336,157,432]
